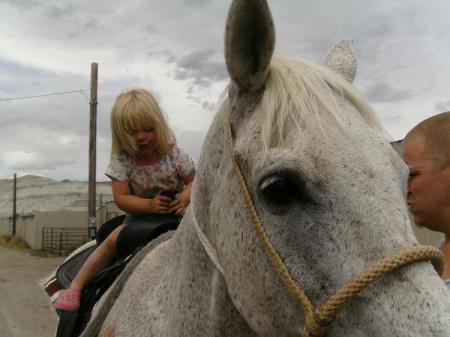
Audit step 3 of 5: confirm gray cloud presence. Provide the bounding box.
[0,61,91,136]
[147,50,177,63]
[1,152,76,171]
[201,101,215,112]
[434,100,450,112]
[83,17,99,30]
[43,4,73,18]
[183,0,211,8]
[175,129,207,162]
[143,23,156,34]
[365,81,412,104]
[362,15,395,39]
[1,0,450,180]
[174,50,227,87]
[0,0,38,9]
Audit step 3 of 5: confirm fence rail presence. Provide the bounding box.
[42,227,89,256]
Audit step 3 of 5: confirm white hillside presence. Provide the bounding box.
[0,175,114,218]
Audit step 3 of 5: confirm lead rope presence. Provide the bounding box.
[226,110,444,337]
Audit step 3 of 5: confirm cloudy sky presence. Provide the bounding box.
[0,0,449,181]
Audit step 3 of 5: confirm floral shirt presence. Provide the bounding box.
[105,145,196,198]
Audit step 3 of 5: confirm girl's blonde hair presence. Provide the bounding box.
[110,89,176,157]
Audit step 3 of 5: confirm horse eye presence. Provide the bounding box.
[259,172,312,206]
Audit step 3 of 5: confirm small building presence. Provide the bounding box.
[0,201,124,252]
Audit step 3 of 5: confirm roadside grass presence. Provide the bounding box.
[0,234,58,257]
[0,234,29,250]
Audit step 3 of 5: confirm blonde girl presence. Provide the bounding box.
[54,89,196,312]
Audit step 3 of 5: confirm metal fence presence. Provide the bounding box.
[42,227,90,256]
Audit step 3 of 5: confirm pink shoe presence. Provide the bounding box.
[54,288,81,312]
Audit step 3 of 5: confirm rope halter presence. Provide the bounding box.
[225,110,444,337]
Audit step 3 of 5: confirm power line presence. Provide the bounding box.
[0,89,87,102]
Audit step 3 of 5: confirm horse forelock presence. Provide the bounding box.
[250,56,389,153]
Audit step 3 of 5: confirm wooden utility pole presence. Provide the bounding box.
[12,173,16,236]
[88,63,98,239]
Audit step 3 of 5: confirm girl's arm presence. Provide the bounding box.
[111,179,172,214]
[169,173,195,215]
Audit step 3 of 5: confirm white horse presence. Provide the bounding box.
[83,0,450,336]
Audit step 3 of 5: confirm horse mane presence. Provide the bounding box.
[256,56,388,151]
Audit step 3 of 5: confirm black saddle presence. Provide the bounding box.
[55,214,180,337]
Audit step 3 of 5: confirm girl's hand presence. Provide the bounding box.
[149,194,172,214]
[169,190,190,215]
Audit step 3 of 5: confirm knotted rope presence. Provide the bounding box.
[226,110,444,337]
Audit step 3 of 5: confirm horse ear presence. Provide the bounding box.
[322,40,357,83]
[225,0,275,92]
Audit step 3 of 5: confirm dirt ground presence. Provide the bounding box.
[0,246,65,337]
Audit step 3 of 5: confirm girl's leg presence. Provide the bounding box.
[70,224,125,290]
[54,224,125,311]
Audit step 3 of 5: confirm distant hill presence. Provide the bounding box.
[0,175,114,218]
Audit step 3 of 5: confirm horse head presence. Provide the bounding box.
[192,0,450,336]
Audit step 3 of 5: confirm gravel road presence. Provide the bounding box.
[0,246,65,337]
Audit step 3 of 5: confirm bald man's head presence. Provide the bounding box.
[403,111,450,168]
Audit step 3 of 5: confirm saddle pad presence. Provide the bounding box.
[78,230,175,337]
[56,245,97,289]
